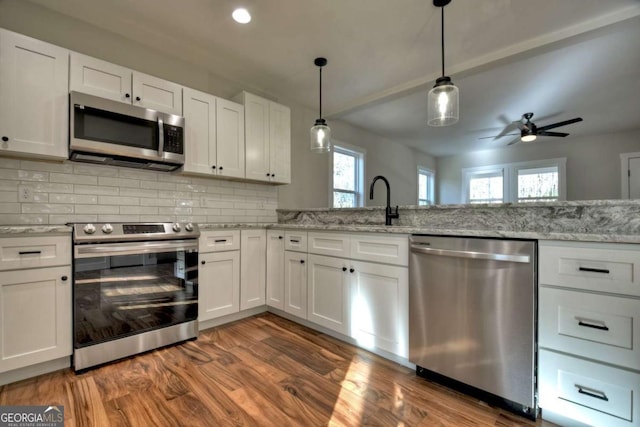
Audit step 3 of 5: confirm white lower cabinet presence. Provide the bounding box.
[199,250,240,320]
[240,230,266,310]
[307,254,350,335]
[0,235,72,377]
[284,251,307,318]
[266,230,285,310]
[350,260,408,358]
[538,240,640,427]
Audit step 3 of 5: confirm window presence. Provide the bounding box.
[462,158,566,203]
[418,167,435,205]
[330,143,365,208]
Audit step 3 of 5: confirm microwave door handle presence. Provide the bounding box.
[158,117,164,157]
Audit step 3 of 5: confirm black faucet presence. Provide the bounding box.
[369,175,399,226]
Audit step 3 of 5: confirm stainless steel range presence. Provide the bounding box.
[72,222,199,371]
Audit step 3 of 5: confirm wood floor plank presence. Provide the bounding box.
[0,313,555,427]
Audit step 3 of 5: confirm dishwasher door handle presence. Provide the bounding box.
[410,245,531,263]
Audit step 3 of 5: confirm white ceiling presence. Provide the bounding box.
[27,0,640,157]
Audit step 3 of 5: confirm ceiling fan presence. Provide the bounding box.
[480,113,583,145]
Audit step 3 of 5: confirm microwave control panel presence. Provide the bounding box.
[163,125,184,154]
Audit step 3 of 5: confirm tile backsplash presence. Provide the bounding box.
[0,157,278,225]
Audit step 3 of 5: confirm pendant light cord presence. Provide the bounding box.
[441,6,445,77]
[319,67,323,120]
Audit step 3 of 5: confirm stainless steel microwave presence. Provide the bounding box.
[69,91,185,171]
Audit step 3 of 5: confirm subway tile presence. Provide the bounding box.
[0,214,47,224]
[193,208,221,216]
[234,188,258,197]
[234,216,258,223]
[0,181,18,191]
[220,209,246,216]
[75,204,119,214]
[0,169,20,180]
[0,203,20,213]
[119,206,158,215]
[120,188,158,198]
[98,176,140,188]
[22,204,73,214]
[158,207,192,216]
[118,168,158,181]
[50,172,98,185]
[234,202,257,209]
[0,158,20,169]
[74,185,119,196]
[50,194,97,204]
[99,214,140,222]
[158,174,191,184]
[20,160,74,173]
[18,170,48,182]
[188,215,208,223]
[157,190,191,199]
[205,186,234,195]
[176,199,200,208]
[72,164,119,177]
[176,183,207,193]
[49,214,96,224]
[140,180,176,191]
[31,193,49,203]
[139,198,175,207]
[31,182,74,193]
[0,191,17,202]
[206,215,235,223]
[201,197,233,209]
[98,196,139,205]
[138,215,174,222]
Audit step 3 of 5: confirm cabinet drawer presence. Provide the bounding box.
[539,240,640,297]
[539,349,640,427]
[284,231,307,252]
[308,232,349,257]
[350,234,408,266]
[199,230,240,252]
[0,236,71,271]
[539,287,640,370]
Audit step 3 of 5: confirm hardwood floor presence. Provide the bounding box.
[0,313,556,426]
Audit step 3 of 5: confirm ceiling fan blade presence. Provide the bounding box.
[478,133,519,140]
[538,131,569,137]
[493,123,520,140]
[537,117,583,131]
[507,138,520,146]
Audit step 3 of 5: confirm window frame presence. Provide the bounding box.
[329,141,366,208]
[417,166,435,205]
[462,158,566,204]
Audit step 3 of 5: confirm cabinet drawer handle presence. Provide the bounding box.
[61,275,68,281]
[1,136,8,142]
[290,239,300,243]
[300,259,305,264]
[19,250,42,255]
[342,267,347,272]
[125,93,130,98]
[349,268,355,273]
[577,320,609,331]
[578,267,610,274]
[135,96,141,102]
[278,236,283,240]
[215,239,227,243]
[575,385,609,401]
[201,260,206,265]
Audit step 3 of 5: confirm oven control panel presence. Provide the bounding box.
[73,222,200,242]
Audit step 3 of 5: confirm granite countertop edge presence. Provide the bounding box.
[0,225,73,235]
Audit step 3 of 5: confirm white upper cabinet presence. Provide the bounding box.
[0,29,69,160]
[234,91,291,184]
[70,52,182,115]
[182,89,245,179]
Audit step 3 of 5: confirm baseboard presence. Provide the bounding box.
[198,305,268,331]
[0,357,70,386]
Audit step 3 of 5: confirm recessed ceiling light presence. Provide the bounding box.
[232,8,251,24]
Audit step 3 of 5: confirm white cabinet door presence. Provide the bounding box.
[132,71,182,115]
[307,254,350,335]
[266,230,285,310]
[269,102,291,184]
[70,52,131,103]
[240,230,266,310]
[0,266,71,373]
[0,29,68,160]
[216,98,245,179]
[244,92,271,181]
[351,260,408,357]
[199,250,240,320]
[183,87,216,176]
[284,251,307,318]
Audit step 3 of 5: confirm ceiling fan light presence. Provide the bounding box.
[427,78,459,127]
[310,119,331,153]
[521,132,537,143]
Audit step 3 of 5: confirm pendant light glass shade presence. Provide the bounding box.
[311,57,331,153]
[427,76,459,126]
[310,119,331,153]
[427,0,459,127]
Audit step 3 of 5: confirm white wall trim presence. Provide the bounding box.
[328,140,367,208]
[619,152,640,199]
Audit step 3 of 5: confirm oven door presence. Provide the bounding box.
[73,239,198,349]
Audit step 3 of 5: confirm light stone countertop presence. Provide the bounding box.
[0,225,73,235]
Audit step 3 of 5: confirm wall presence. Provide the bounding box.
[437,130,640,204]
[0,157,277,225]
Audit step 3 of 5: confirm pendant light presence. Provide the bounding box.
[310,57,331,153]
[427,0,459,127]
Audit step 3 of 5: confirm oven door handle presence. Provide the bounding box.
[75,239,198,258]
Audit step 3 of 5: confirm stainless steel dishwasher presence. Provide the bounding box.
[409,235,537,417]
